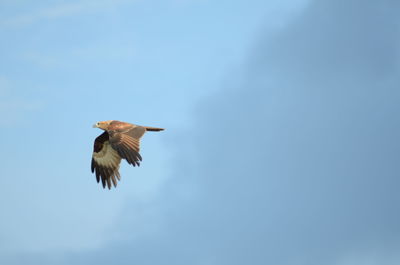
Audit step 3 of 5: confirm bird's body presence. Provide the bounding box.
[91,120,164,189]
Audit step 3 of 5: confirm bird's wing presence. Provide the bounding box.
[108,126,146,167]
[91,131,122,189]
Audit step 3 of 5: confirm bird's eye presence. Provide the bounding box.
[97,122,100,126]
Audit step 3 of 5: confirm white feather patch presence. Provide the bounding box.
[93,141,121,168]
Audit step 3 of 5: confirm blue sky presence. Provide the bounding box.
[1,0,400,264]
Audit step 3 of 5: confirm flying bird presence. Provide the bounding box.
[91,120,164,189]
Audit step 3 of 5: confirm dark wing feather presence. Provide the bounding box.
[91,131,122,189]
[108,126,146,167]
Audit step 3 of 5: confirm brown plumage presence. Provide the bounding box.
[91,120,164,189]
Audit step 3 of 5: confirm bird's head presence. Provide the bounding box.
[93,120,113,130]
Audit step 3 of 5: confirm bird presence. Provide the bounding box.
[91,120,164,189]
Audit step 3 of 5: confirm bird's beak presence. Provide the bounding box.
[92,124,97,128]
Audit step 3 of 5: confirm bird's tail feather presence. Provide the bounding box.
[144,126,164,132]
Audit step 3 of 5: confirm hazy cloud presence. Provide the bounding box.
[96,1,400,264]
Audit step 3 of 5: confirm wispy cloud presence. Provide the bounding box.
[22,41,136,69]
[0,76,43,127]
[0,0,129,29]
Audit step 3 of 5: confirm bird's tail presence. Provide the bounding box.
[144,126,164,132]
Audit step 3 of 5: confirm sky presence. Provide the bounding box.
[1,0,399,264]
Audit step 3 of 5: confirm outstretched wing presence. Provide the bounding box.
[91,131,122,189]
[108,126,146,167]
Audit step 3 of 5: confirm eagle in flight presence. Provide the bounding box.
[91,120,164,189]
